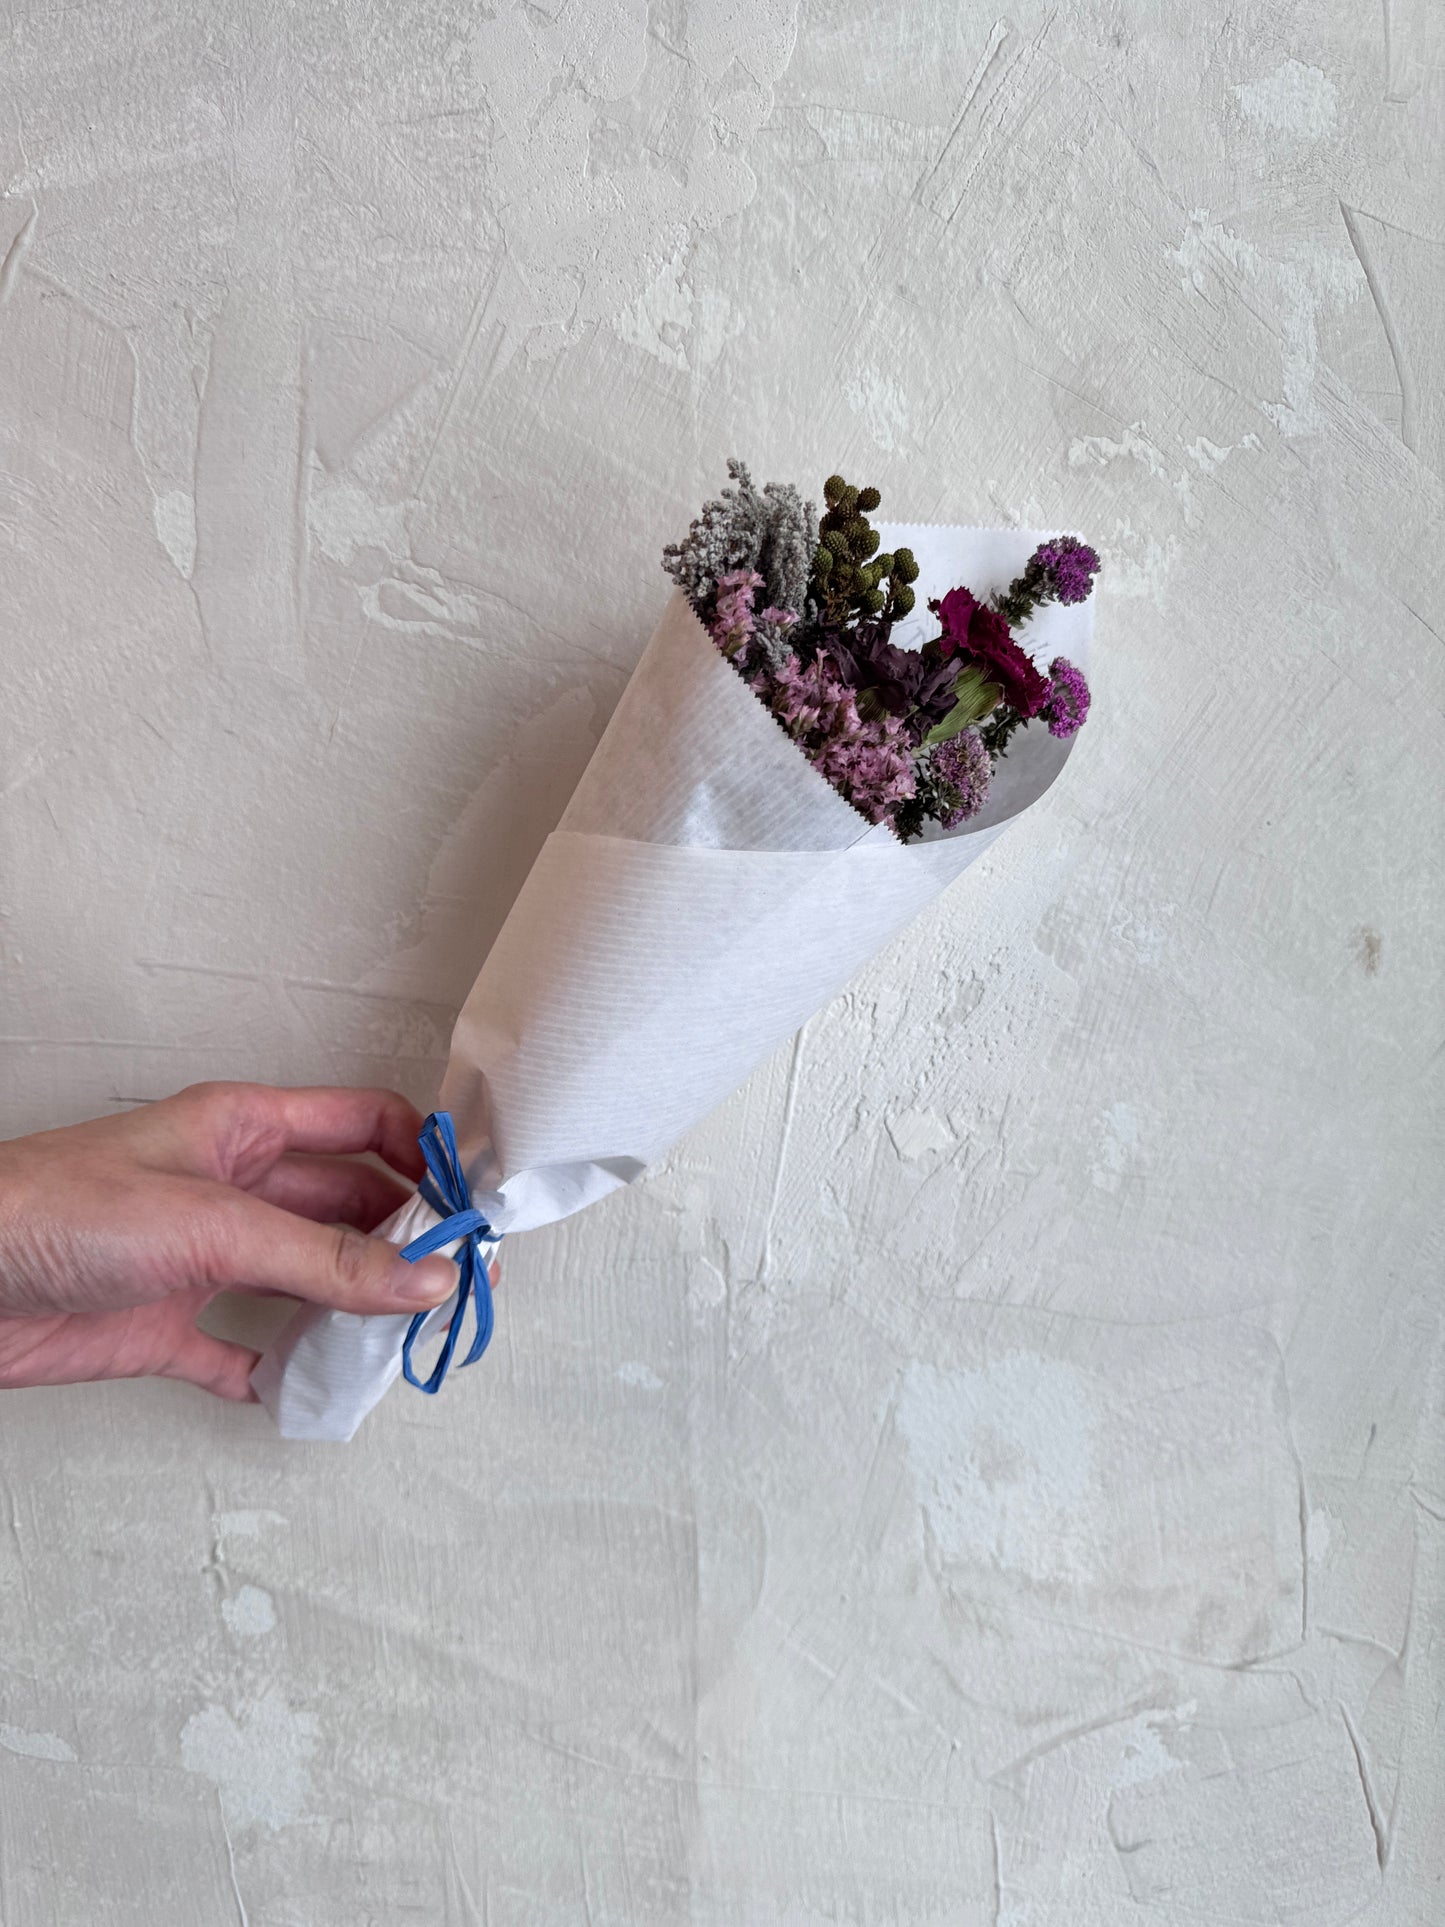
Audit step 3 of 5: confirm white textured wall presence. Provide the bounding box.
[2,2,1442,1920]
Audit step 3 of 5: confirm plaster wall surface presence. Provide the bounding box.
[1,2,1441,1921]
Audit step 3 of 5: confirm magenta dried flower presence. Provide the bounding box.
[1042,656,1090,738]
[929,728,992,827]
[1035,537,1100,606]
[932,586,1050,719]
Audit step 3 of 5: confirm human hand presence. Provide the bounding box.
[0,1083,470,1404]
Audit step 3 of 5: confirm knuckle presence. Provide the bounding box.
[172,1082,278,1177]
[175,1079,244,1115]
[171,1080,253,1140]
[330,1224,383,1294]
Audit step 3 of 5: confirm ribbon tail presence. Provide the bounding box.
[461,1260,495,1367]
[402,1264,474,1395]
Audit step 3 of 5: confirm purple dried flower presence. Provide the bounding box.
[1042,656,1090,738]
[769,655,917,826]
[929,728,992,828]
[1034,536,1100,606]
[994,535,1101,627]
[818,622,960,738]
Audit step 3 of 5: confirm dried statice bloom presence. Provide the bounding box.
[707,570,799,684]
[929,727,992,827]
[710,569,765,660]
[770,654,917,826]
[1042,656,1090,737]
[662,460,815,624]
[769,653,827,734]
[817,729,917,826]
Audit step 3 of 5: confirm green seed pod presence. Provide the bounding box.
[856,525,880,560]
[814,545,834,577]
[863,587,886,615]
[824,528,849,557]
[856,485,881,512]
[875,552,894,576]
[838,484,859,515]
[823,474,847,505]
[892,547,918,583]
[893,583,915,615]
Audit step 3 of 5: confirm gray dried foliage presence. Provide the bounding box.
[662,459,816,618]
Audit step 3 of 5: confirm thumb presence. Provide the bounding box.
[196,1185,461,1314]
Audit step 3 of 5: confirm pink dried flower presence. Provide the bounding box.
[710,568,764,659]
[770,655,916,826]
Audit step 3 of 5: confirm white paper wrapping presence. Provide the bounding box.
[252,525,1093,1439]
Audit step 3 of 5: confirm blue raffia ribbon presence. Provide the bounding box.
[399,1110,500,1394]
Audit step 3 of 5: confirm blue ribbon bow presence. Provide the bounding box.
[399,1111,500,1394]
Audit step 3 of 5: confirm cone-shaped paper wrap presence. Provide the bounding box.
[252,525,1093,1438]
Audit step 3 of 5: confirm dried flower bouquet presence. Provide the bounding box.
[253,470,1099,1440]
[665,462,1096,839]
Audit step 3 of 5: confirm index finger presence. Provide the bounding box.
[171,1082,429,1185]
[257,1086,429,1176]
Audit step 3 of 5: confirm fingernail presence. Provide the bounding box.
[390,1253,459,1306]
